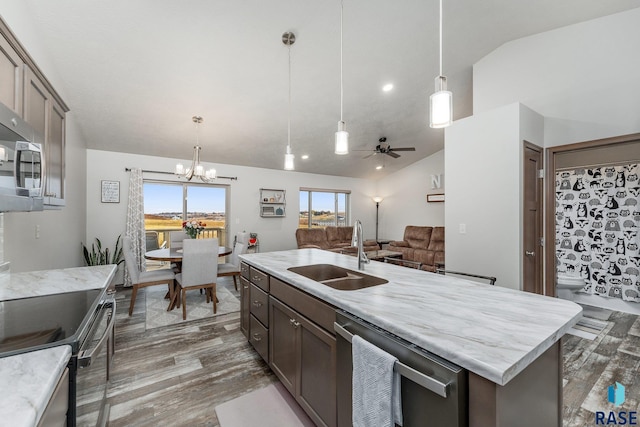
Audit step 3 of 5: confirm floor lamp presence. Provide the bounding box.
[373,197,383,243]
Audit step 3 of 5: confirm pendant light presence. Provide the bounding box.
[429,0,453,128]
[335,0,349,155]
[283,32,296,171]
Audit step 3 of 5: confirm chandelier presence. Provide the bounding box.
[175,116,217,181]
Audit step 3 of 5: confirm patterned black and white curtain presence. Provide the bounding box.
[555,164,640,302]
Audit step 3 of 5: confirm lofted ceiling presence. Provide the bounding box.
[21,0,640,179]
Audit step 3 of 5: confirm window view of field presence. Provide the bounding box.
[144,183,227,245]
[299,190,348,228]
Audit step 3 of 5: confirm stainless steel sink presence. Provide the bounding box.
[287,264,388,290]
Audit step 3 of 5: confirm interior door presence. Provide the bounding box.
[523,142,544,294]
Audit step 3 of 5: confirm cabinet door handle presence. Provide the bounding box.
[252,333,262,342]
[252,300,263,307]
[290,318,300,328]
[253,275,261,282]
[243,285,249,290]
[525,251,535,257]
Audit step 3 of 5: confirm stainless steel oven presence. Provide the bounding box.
[0,287,114,427]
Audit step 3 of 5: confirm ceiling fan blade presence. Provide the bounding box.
[390,147,416,152]
[363,152,377,159]
[386,151,401,158]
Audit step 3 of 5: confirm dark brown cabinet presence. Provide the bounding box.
[269,297,337,427]
[0,32,23,116]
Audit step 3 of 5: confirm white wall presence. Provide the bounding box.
[376,150,445,241]
[86,149,377,258]
[445,103,543,290]
[473,8,640,147]
[1,3,88,272]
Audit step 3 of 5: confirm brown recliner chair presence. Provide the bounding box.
[388,226,445,272]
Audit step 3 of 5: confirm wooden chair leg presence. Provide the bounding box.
[128,284,139,316]
[167,281,174,311]
[182,288,187,320]
[212,286,217,314]
[233,275,238,291]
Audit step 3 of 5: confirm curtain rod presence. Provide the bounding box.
[554,159,640,172]
[125,168,237,181]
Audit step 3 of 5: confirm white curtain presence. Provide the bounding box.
[124,168,145,287]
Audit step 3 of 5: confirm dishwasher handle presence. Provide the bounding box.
[334,322,449,398]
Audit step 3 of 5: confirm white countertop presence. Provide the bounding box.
[240,249,582,385]
[0,265,117,301]
[0,345,71,427]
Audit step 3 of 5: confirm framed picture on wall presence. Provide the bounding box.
[101,180,120,203]
[427,193,445,203]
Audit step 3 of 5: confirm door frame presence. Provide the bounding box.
[543,132,640,297]
[523,141,544,295]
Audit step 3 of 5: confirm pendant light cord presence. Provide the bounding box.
[288,43,292,149]
[439,0,443,77]
[340,0,344,121]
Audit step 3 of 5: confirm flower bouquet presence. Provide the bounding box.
[182,220,206,239]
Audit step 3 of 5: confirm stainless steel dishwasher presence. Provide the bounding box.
[335,311,467,427]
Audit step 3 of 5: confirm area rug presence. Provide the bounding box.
[215,382,315,427]
[145,277,240,330]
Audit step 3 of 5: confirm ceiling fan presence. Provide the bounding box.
[360,137,416,159]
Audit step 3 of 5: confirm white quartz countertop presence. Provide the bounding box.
[240,249,582,385]
[0,265,117,301]
[0,345,71,427]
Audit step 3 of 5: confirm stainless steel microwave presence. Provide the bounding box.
[0,103,44,212]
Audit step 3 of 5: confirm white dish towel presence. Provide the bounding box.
[352,335,403,427]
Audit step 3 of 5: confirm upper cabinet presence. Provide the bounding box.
[0,33,22,115]
[0,16,69,207]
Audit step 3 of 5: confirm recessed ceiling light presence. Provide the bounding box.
[382,83,393,92]
[376,165,383,170]
[301,154,309,160]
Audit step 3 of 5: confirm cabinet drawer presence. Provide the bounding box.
[249,266,269,292]
[240,262,250,280]
[250,314,269,363]
[270,277,335,333]
[250,284,269,326]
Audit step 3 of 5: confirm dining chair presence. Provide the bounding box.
[123,237,176,316]
[173,238,219,320]
[169,230,190,249]
[217,241,248,291]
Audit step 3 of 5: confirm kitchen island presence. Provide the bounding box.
[239,249,582,427]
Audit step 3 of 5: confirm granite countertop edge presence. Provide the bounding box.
[0,345,72,427]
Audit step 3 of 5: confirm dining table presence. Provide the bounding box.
[144,246,233,263]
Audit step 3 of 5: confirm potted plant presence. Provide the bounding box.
[82,234,124,266]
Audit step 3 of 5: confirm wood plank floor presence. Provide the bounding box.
[107,283,640,426]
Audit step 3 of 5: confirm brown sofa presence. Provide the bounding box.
[296,226,378,253]
[388,226,445,272]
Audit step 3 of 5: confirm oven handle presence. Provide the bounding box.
[78,298,116,368]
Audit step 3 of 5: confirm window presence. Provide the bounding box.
[299,188,350,228]
[143,181,229,247]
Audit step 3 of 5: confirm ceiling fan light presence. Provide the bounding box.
[335,121,349,155]
[194,164,205,177]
